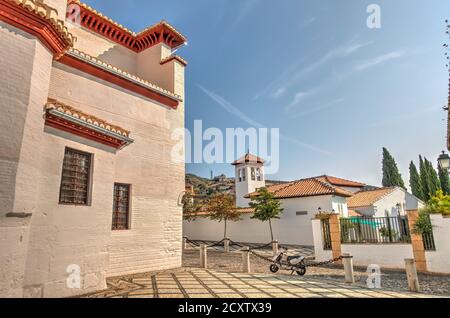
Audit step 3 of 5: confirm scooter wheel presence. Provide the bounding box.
[296,267,306,276]
[270,264,279,273]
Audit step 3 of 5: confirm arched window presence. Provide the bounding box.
[251,167,256,181]
[242,168,246,182]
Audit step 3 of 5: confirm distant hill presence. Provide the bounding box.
[186,173,289,198]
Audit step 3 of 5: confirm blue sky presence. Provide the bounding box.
[84,0,450,187]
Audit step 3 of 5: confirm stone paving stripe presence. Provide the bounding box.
[250,274,300,298]
[228,272,275,298]
[151,275,159,298]
[206,270,248,298]
[171,273,189,298]
[190,271,219,298]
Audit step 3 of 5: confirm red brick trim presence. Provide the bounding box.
[0,0,73,59]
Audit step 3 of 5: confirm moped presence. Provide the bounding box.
[270,248,307,276]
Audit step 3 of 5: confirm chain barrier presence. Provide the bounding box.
[303,256,343,267]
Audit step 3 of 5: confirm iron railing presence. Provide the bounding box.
[340,216,411,244]
[322,219,332,250]
[421,214,436,251]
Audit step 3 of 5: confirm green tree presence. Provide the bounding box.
[438,165,450,195]
[207,193,241,238]
[382,148,405,189]
[409,161,424,200]
[249,188,284,242]
[419,156,432,201]
[425,158,441,197]
[423,189,450,216]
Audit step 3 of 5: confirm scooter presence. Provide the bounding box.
[270,248,307,276]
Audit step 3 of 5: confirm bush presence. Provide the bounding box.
[413,211,433,236]
[424,190,450,216]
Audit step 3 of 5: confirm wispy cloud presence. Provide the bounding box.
[253,37,373,100]
[292,98,345,118]
[270,88,286,98]
[301,16,317,28]
[284,90,316,113]
[229,0,259,30]
[198,84,332,156]
[354,51,405,71]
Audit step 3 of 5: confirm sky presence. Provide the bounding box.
[84,0,450,188]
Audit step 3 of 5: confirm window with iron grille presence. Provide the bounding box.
[112,183,131,230]
[59,148,92,205]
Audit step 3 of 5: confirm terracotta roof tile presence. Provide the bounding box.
[315,175,366,188]
[232,153,265,165]
[347,188,397,208]
[246,177,354,199]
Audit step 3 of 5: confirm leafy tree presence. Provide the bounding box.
[182,192,201,222]
[249,188,284,242]
[382,148,405,189]
[425,158,441,197]
[419,156,432,202]
[438,165,450,195]
[409,161,424,200]
[424,189,450,216]
[206,193,241,238]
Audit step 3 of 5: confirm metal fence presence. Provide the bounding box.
[421,214,436,251]
[340,216,411,244]
[322,219,332,250]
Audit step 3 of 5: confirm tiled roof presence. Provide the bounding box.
[45,99,130,137]
[9,0,76,45]
[232,153,265,166]
[246,177,354,199]
[315,175,366,188]
[347,188,397,208]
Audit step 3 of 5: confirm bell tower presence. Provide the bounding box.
[232,153,266,208]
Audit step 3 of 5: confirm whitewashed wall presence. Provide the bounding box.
[311,219,332,261]
[341,244,414,268]
[426,214,450,274]
[374,188,423,217]
[184,195,347,246]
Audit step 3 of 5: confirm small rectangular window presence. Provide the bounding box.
[112,183,131,230]
[59,148,92,205]
[296,211,308,216]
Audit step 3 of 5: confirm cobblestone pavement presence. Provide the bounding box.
[183,248,450,297]
[82,267,439,298]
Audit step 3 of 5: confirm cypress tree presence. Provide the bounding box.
[438,165,450,195]
[419,156,432,201]
[425,158,441,196]
[382,148,406,189]
[409,161,424,200]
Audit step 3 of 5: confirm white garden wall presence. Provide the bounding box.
[183,195,345,246]
[426,214,450,274]
[341,244,414,268]
[311,219,332,261]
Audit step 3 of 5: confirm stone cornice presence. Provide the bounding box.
[0,0,75,58]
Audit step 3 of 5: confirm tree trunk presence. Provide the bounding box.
[224,219,227,239]
[269,218,274,242]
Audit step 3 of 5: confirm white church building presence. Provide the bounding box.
[183,154,363,246]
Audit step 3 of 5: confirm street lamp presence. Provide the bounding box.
[438,151,450,170]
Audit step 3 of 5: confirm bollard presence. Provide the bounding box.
[200,244,207,269]
[224,238,230,253]
[242,247,251,273]
[272,241,279,257]
[405,259,420,292]
[182,237,187,250]
[342,253,355,284]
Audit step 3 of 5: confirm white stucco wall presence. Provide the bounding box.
[426,214,450,274]
[184,195,347,246]
[311,219,332,262]
[341,244,414,268]
[373,188,422,217]
[234,163,265,208]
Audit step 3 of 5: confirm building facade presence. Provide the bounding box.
[0,0,186,297]
[183,154,354,246]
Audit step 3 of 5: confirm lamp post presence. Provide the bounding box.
[438,151,450,171]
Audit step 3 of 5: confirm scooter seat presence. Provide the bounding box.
[287,255,304,262]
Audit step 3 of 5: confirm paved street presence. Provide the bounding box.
[82,268,439,298]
